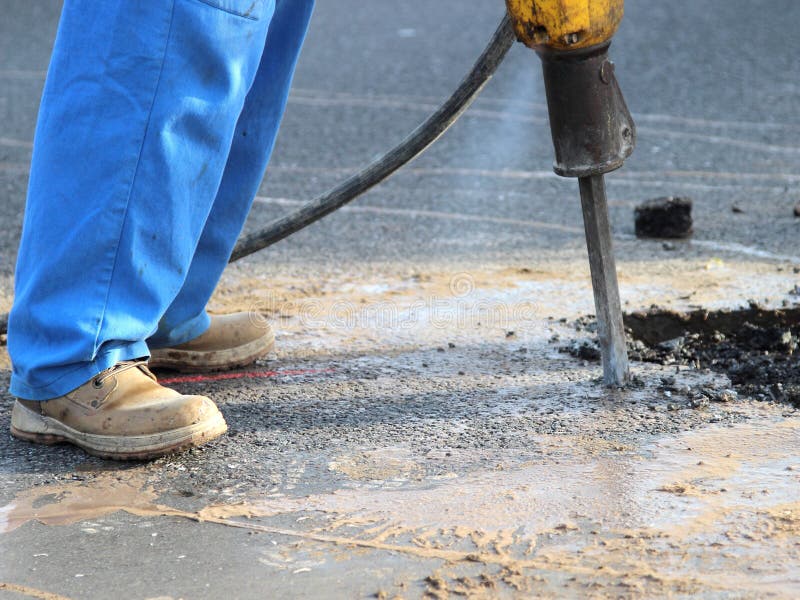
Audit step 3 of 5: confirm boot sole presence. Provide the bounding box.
[148,331,275,374]
[10,402,228,461]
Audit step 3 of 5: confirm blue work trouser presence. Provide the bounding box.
[8,0,314,400]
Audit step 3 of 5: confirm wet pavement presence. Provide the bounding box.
[2,1,800,599]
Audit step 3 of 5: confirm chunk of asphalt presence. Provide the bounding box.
[634,196,693,239]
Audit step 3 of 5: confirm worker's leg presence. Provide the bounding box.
[8,0,276,400]
[148,0,315,349]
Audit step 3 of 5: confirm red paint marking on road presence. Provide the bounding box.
[158,368,335,385]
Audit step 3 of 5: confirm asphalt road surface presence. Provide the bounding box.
[1,2,800,598]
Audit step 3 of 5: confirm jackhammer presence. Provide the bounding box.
[505,0,635,386]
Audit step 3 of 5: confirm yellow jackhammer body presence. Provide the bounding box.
[506,0,635,386]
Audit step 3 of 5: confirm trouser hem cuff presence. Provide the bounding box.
[9,341,151,401]
[147,310,211,350]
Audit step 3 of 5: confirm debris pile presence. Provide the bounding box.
[561,306,800,405]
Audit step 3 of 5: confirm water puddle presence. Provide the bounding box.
[0,471,184,532]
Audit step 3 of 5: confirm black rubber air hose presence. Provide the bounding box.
[230,15,514,260]
[0,15,515,337]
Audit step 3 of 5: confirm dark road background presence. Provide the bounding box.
[2,0,799,282]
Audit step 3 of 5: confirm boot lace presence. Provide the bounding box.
[92,359,150,389]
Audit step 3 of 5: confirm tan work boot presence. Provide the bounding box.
[10,361,227,460]
[148,312,274,373]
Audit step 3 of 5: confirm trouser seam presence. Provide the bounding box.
[91,0,178,357]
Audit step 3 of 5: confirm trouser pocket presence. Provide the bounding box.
[193,0,264,19]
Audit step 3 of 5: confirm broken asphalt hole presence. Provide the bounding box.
[561,304,800,405]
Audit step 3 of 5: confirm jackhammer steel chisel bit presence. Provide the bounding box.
[505,0,635,387]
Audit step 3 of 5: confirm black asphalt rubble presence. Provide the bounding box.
[563,305,800,405]
[634,196,694,239]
